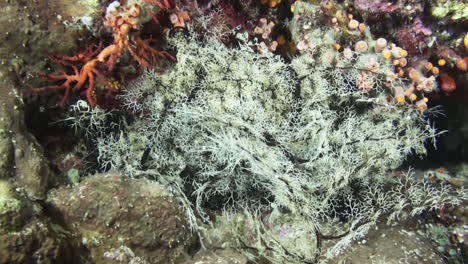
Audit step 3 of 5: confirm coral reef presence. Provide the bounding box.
[93,6,466,261]
[3,0,467,263]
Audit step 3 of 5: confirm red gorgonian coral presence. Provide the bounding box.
[24,0,182,108]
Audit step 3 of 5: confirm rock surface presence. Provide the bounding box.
[48,171,197,264]
[0,180,79,263]
[0,0,102,200]
[0,0,98,88]
[0,81,54,200]
[333,219,445,264]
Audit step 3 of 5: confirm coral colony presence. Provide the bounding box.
[22,0,467,263]
[23,0,181,107]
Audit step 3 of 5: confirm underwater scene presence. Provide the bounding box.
[0,0,467,263]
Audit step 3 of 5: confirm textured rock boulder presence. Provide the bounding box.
[0,82,68,259]
[334,219,445,264]
[48,171,196,264]
[0,0,93,257]
[0,180,78,263]
[0,125,14,180]
[0,80,54,200]
[189,249,249,264]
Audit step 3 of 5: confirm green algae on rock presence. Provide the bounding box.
[431,1,468,21]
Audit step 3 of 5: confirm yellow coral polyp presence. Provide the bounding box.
[396,96,405,104]
[354,40,368,53]
[415,98,428,112]
[464,32,468,49]
[291,1,297,12]
[399,49,408,57]
[382,50,391,60]
[107,80,126,91]
[438,59,446,66]
[348,19,359,30]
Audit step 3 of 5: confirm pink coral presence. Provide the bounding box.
[354,0,399,15]
[393,18,432,56]
[412,17,432,36]
[394,29,425,55]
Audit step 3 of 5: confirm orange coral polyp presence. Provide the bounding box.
[398,58,407,67]
[408,93,417,102]
[456,58,467,71]
[424,62,433,71]
[358,23,366,32]
[408,68,419,80]
[263,0,281,8]
[397,69,404,77]
[269,0,280,8]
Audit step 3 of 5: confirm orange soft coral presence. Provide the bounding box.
[24,1,177,108]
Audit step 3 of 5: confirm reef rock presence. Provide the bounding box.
[48,171,197,264]
[0,180,78,263]
[0,80,55,200]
